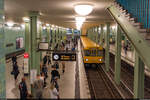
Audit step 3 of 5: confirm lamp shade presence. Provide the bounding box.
[74,4,93,16]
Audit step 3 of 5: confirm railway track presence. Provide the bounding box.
[110,53,150,98]
[85,66,122,99]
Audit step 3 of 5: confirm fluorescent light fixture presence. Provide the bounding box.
[46,23,50,27]
[75,16,86,22]
[23,17,30,22]
[43,26,46,29]
[37,21,42,25]
[21,24,25,28]
[74,4,93,16]
[112,26,116,30]
[104,26,107,31]
[7,22,14,27]
[51,25,55,28]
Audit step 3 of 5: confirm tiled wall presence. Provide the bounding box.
[0,0,5,98]
[5,27,25,54]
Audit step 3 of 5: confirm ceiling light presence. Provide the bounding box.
[74,4,93,16]
[75,16,86,22]
[23,17,30,22]
[112,26,116,30]
[46,23,50,27]
[43,26,46,29]
[21,24,25,28]
[7,22,14,27]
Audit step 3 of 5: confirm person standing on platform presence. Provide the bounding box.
[33,74,44,99]
[47,55,51,65]
[50,83,59,99]
[42,64,48,88]
[51,67,60,83]
[43,55,48,65]
[62,61,65,74]
[124,44,128,55]
[13,62,20,83]
[12,54,17,65]
[54,62,59,70]
[19,77,28,100]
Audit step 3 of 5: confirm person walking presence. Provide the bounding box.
[33,74,44,99]
[19,77,28,100]
[50,83,59,99]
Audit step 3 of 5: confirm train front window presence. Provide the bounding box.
[84,50,91,56]
[97,50,103,56]
[91,50,97,56]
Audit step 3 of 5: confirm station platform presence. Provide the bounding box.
[5,40,90,99]
[109,44,150,76]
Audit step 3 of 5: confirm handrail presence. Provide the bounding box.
[107,5,150,69]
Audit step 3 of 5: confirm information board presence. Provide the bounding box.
[38,42,49,50]
[52,52,76,61]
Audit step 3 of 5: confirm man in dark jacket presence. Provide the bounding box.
[51,67,60,83]
[19,77,28,100]
[12,54,17,64]
[43,55,48,65]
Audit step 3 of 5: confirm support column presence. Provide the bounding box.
[134,51,144,99]
[25,20,31,72]
[114,25,121,85]
[0,0,6,98]
[105,23,110,71]
[96,26,99,44]
[46,26,50,44]
[29,11,40,73]
[39,24,42,61]
[100,24,104,46]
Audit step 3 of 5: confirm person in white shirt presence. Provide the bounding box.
[50,83,59,99]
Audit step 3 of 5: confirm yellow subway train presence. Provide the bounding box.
[80,36,104,67]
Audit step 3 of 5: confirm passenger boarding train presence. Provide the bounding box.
[80,36,104,67]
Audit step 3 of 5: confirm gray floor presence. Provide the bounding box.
[6,55,76,99]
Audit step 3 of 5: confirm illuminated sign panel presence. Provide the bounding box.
[52,53,76,61]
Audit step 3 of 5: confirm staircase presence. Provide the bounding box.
[113,2,150,44]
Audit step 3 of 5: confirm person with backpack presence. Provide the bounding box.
[19,77,28,100]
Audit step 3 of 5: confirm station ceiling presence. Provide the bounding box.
[5,0,114,28]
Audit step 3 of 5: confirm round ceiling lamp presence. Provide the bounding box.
[74,4,93,16]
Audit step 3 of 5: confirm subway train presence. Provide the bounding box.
[80,36,104,67]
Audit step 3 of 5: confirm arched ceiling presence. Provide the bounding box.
[5,0,114,28]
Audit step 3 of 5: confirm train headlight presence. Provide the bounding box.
[99,59,102,61]
[85,59,88,61]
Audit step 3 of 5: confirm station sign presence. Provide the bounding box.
[38,42,49,50]
[52,52,76,61]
